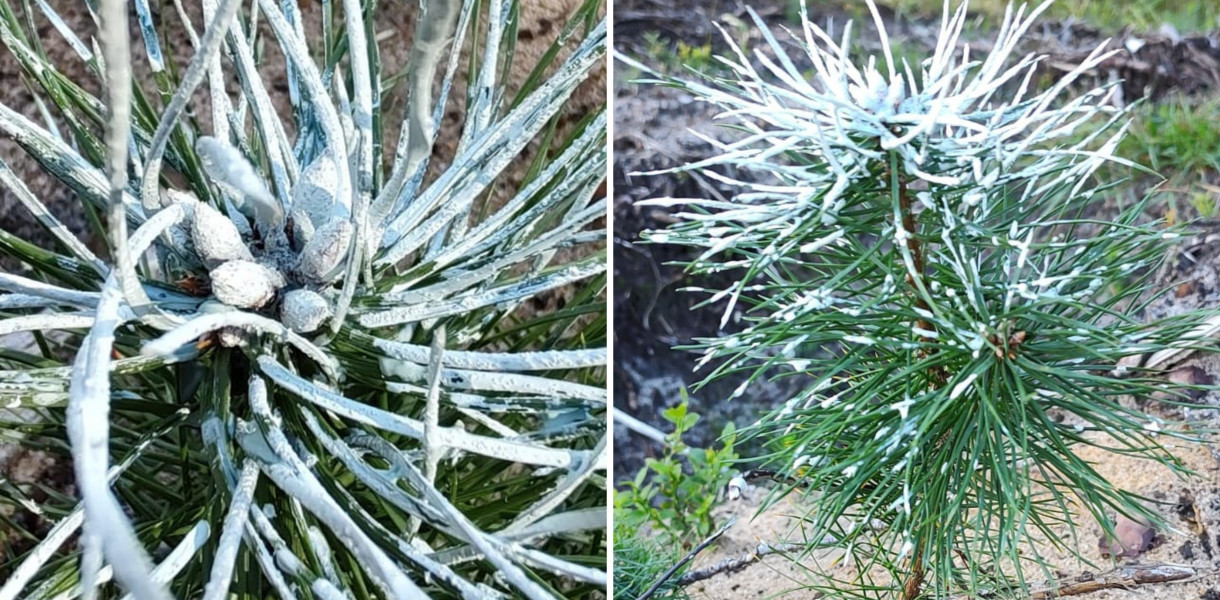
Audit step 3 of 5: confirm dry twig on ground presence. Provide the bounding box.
[673,539,804,587]
[636,518,736,600]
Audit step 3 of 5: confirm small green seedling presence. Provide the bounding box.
[616,395,738,549]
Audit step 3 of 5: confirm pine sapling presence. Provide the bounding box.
[628,1,1219,597]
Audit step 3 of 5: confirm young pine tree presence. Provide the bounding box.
[628,1,1218,597]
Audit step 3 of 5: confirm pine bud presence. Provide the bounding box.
[210,260,284,309]
[191,203,253,268]
[291,151,347,227]
[280,289,332,333]
[297,218,353,283]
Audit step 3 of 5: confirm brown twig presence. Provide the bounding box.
[1026,564,1198,599]
[941,563,1204,599]
[740,468,805,487]
[893,164,931,600]
[902,540,925,600]
[636,518,736,600]
[678,550,1198,599]
[894,168,933,333]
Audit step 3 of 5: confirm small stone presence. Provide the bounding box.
[297,218,353,283]
[727,475,748,501]
[210,260,284,309]
[1112,354,1143,378]
[191,203,253,268]
[1150,366,1214,404]
[1168,366,1213,402]
[280,289,332,333]
[1099,513,1156,558]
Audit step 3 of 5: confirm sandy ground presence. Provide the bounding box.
[684,430,1220,599]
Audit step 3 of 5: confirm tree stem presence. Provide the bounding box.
[893,159,931,600]
[903,538,925,600]
[896,175,932,333]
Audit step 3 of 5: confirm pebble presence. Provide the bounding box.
[1149,366,1214,404]
[1167,366,1213,402]
[1099,513,1156,558]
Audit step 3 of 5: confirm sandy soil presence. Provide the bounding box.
[685,431,1220,599]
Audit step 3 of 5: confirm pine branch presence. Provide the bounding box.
[0,0,607,596]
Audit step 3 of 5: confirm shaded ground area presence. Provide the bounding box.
[613,0,814,477]
[612,78,812,471]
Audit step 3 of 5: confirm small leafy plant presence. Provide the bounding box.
[627,0,1217,598]
[616,397,737,548]
[0,0,606,598]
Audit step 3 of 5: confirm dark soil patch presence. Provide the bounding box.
[0,447,76,574]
